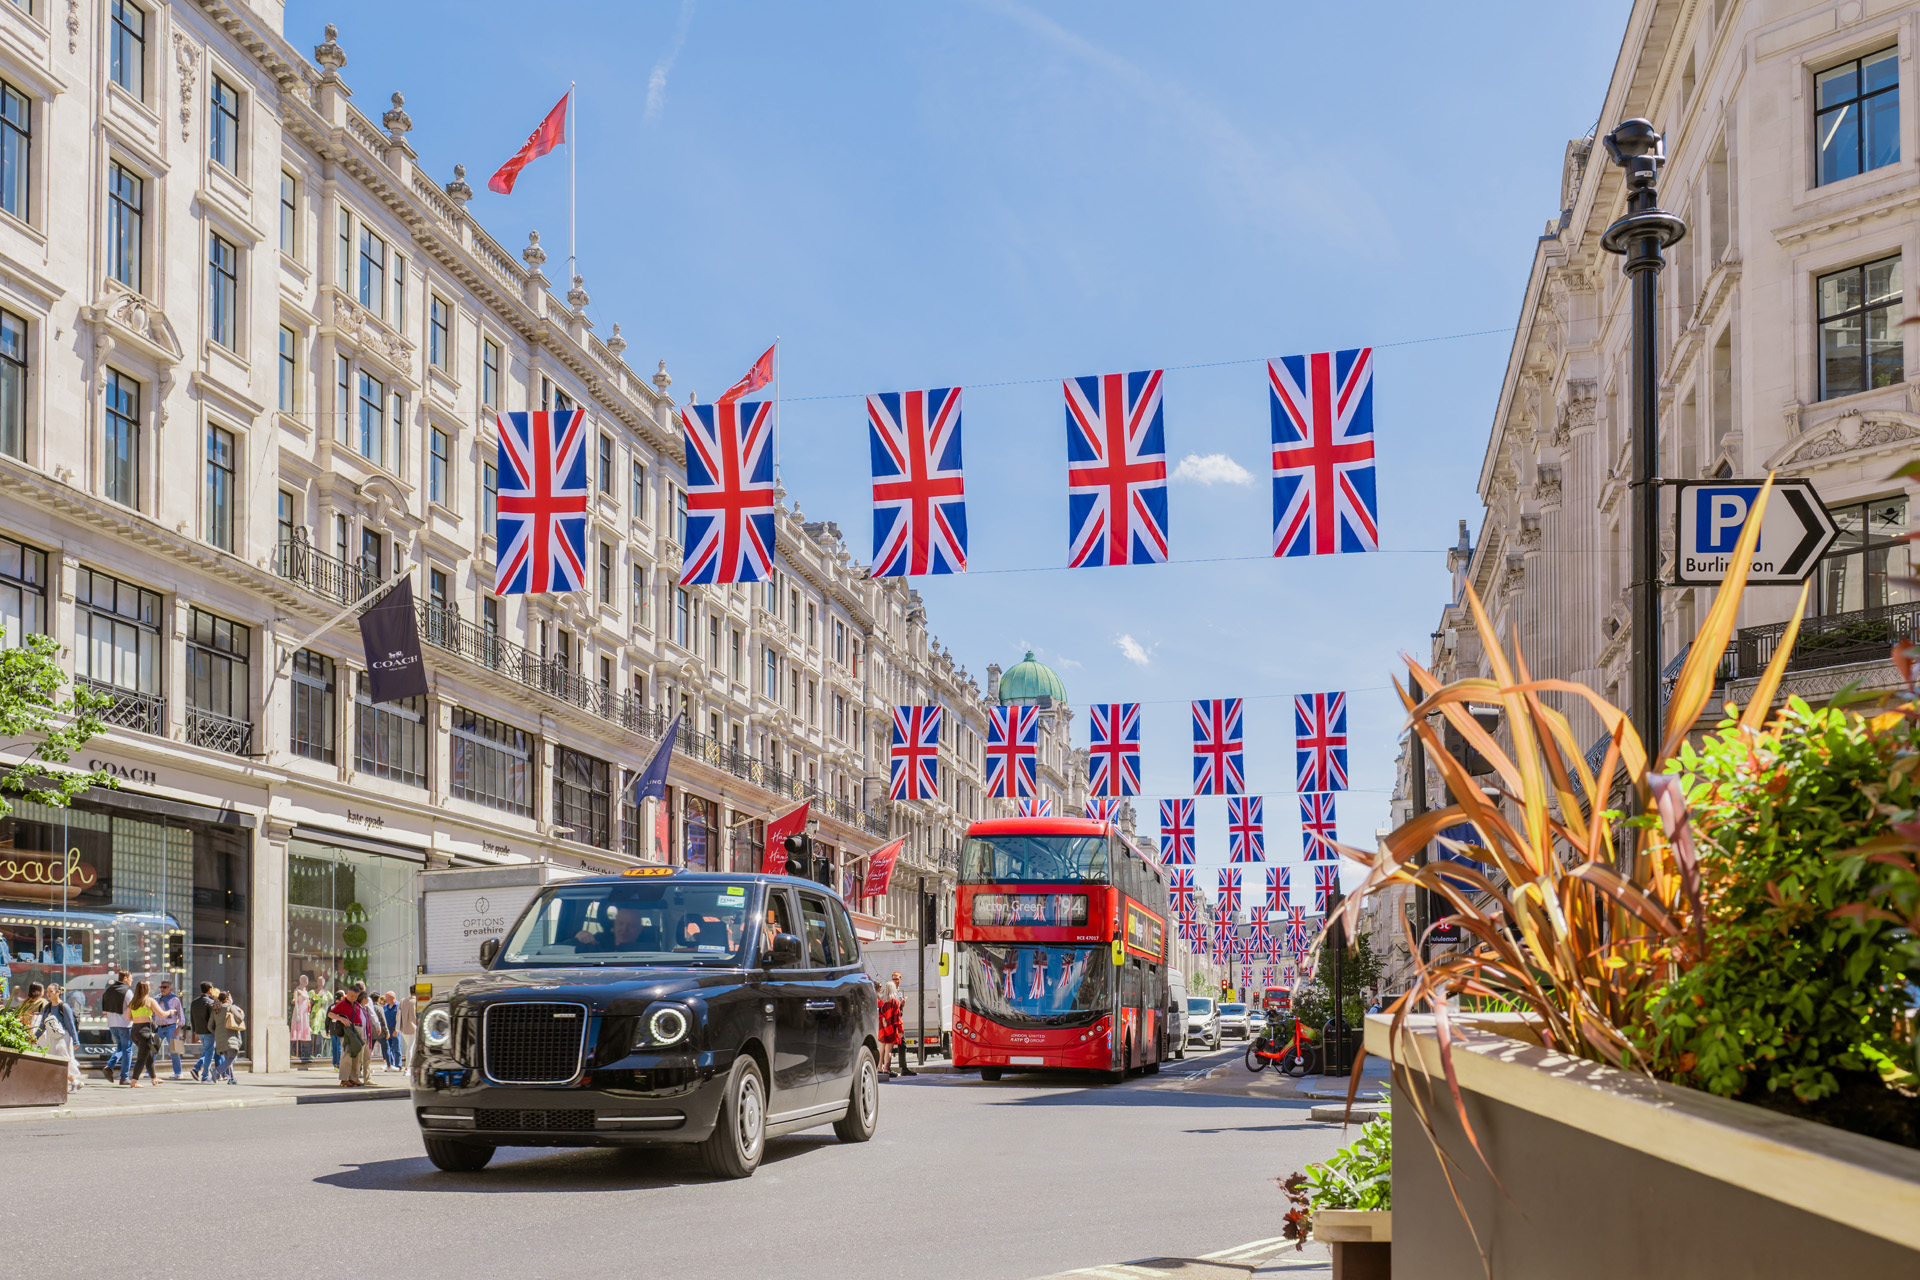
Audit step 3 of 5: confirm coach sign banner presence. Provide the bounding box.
[360,576,430,704]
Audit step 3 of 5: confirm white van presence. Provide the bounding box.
[1166,969,1191,1059]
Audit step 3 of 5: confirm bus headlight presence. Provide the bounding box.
[642,1006,689,1048]
[421,1007,452,1048]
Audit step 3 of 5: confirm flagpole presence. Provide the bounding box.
[773,336,782,488]
[568,81,578,287]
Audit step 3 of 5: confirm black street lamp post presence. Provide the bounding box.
[1600,120,1687,757]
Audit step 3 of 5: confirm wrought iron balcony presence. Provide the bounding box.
[275,532,381,608]
[185,705,254,757]
[79,678,166,737]
[1724,600,1920,682]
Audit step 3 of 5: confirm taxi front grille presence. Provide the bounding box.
[474,1108,595,1132]
[481,1002,587,1085]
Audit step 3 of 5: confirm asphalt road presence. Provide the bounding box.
[3,1042,1346,1280]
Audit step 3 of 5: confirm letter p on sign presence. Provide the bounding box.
[1697,488,1757,553]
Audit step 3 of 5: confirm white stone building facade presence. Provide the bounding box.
[0,1,995,1068]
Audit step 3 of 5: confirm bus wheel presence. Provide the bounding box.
[1143,1061,1160,1075]
[980,1067,1003,1082]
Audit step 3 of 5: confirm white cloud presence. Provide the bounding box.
[1115,634,1152,666]
[1171,452,1254,486]
[644,0,697,123]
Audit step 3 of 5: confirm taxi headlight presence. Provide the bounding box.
[646,1006,689,1047]
[421,1007,452,1048]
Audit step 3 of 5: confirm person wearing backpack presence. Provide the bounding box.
[189,982,218,1081]
[328,985,370,1086]
[211,990,246,1083]
[99,970,132,1084]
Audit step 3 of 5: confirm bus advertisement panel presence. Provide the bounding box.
[952,818,1170,1081]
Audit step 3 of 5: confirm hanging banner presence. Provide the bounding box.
[761,801,811,876]
[861,836,906,899]
[360,576,429,704]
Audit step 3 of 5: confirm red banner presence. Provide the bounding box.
[761,801,810,875]
[861,837,905,899]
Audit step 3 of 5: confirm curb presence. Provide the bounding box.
[0,1087,409,1124]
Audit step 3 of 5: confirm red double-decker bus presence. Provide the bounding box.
[952,817,1172,1081]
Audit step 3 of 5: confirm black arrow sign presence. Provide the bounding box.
[1777,485,1838,579]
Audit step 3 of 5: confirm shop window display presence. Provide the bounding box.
[286,838,417,1047]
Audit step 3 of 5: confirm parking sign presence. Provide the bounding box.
[1671,478,1837,586]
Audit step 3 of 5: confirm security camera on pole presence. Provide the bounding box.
[1600,120,1687,757]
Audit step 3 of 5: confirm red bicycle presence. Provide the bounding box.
[1245,1017,1320,1077]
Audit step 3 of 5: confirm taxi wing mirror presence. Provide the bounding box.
[478,937,502,968]
[767,933,802,968]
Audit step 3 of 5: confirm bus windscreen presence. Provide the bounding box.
[956,942,1112,1028]
[960,834,1108,884]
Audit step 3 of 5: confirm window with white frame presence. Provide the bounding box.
[278,326,297,413]
[278,171,297,256]
[429,427,449,505]
[429,294,449,369]
[1815,47,1899,187]
[103,369,139,508]
[1818,255,1904,400]
[208,75,239,170]
[0,79,29,223]
[208,232,238,349]
[109,1,144,100]
[481,336,501,408]
[204,424,235,551]
[356,369,384,465]
[0,308,23,460]
[107,162,142,289]
[357,224,386,317]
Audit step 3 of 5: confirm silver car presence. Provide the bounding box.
[1218,1002,1252,1040]
[1186,996,1221,1050]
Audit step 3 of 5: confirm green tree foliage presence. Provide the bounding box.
[0,630,113,818]
[1292,931,1384,1031]
[1645,698,1920,1115]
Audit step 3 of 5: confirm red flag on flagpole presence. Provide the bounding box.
[719,343,776,404]
[861,837,905,899]
[489,92,569,195]
[761,801,811,876]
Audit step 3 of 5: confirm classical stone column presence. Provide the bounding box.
[253,817,295,1073]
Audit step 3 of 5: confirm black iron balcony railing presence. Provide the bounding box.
[407,600,892,837]
[185,705,253,757]
[275,534,381,609]
[1726,600,1920,682]
[80,677,166,737]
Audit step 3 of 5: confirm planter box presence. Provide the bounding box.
[1314,1210,1391,1279]
[0,1046,70,1107]
[1369,1014,1920,1278]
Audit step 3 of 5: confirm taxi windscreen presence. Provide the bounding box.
[499,881,755,967]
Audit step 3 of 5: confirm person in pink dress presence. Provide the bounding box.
[290,974,314,1065]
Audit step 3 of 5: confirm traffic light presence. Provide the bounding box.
[783,831,812,877]
[919,891,938,946]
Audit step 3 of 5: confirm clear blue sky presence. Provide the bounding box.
[293,0,1628,891]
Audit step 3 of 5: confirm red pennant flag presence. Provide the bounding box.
[719,343,776,404]
[760,801,810,876]
[861,837,905,900]
[488,92,569,195]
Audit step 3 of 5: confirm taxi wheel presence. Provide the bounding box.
[833,1046,880,1143]
[423,1137,494,1173]
[700,1056,766,1179]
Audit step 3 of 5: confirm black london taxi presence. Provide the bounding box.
[409,868,880,1178]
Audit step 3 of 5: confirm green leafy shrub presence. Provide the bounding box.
[0,1008,46,1056]
[1279,1115,1392,1246]
[1645,697,1920,1141]
[1291,931,1382,1033]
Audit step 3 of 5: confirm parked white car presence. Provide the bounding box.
[1167,969,1190,1059]
[1187,996,1221,1050]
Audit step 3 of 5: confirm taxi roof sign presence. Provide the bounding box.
[622,866,680,877]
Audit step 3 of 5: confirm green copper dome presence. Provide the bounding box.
[999,651,1066,704]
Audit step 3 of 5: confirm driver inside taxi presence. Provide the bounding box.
[572,904,656,952]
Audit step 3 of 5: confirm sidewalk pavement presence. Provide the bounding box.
[1029,1235,1332,1279]
[0,1061,410,1124]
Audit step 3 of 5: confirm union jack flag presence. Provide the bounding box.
[1237,931,1257,963]
[1065,371,1170,567]
[1266,866,1292,914]
[1295,692,1349,793]
[984,705,1038,799]
[1169,867,1196,914]
[1086,702,1141,797]
[680,399,777,584]
[1270,348,1378,557]
[1212,918,1233,963]
[889,705,942,801]
[1315,863,1341,914]
[1084,797,1121,822]
[1016,797,1053,817]
[1217,867,1242,916]
[1301,792,1338,859]
[868,388,967,577]
[1228,796,1265,863]
[494,410,590,595]
[1286,906,1308,953]
[1159,799,1195,866]
[1192,699,1246,796]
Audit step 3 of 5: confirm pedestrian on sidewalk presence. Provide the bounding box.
[100,969,132,1084]
[155,981,185,1080]
[36,984,83,1093]
[290,975,314,1065]
[380,992,402,1071]
[878,972,913,1079]
[363,988,386,1071]
[398,989,417,1071]
[125,981,160,1088]
[189,982,218,1081]
[211,991,246,1083]
[319,987,343,1069]
[329,985,370,1086]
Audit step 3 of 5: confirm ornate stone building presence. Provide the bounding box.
[0,2,988,1067]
